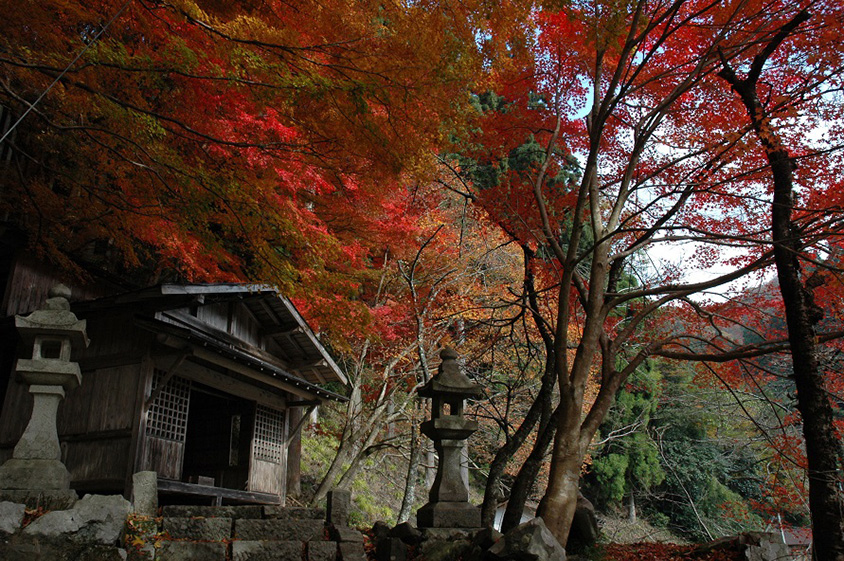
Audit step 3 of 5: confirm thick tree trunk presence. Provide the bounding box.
[768,148,844,561]
[718,22,844,555]
[535,423,583,546]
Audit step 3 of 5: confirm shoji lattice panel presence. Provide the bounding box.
[146,370,191,442]
[253,405,285,463]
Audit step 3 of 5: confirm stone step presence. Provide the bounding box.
[161,505,263,519]
[234,518,326,542]
[263,505,325,521]
[161,517,233,541]
[231,540,304,561]
[155,541,228,561]
[230,540,339,561]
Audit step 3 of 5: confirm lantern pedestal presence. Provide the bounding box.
[0,285,87,509]
[416,348,482,529]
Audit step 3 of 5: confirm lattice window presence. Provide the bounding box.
[146,370,191,442]
[253,405,285,463]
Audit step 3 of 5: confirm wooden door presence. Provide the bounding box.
[142,371,191,480]
[247,404,288,498]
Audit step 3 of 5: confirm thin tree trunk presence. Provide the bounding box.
[334,424,383,491]
[627,492,636,523]
[397,407,423,523]
[501,398,560,532]
[481,367,555,527]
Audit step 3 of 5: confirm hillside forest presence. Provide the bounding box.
[1,0,843,558]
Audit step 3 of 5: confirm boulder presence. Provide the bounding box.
[388,521,423,545]
[565,493,598,552]
[23,494,131,545]
[486,517,566,561]
[0,501,25,534]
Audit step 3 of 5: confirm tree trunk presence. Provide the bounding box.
[334,423,383,491]
[627,491,636,523]
[397,408,423,523]
[501,400,560,532]
[768,147,844,561]
[480,367,556,527]
[535,428,582,547]
[718,20,844,556]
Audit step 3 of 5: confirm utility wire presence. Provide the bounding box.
[0,0,133,146]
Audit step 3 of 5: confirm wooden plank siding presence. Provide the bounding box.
[0,379,31,451]
[143,437,185,481]
[58,364,141,486]
[1,256,111,317]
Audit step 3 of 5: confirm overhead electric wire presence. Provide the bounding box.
[0,0,134,146]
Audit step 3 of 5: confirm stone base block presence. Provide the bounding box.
[0,488,78,510]
[338,541,366,561]
[231,540,304,561]
[162,517,232,541]
[416,502,481,529]
[162,505,263,519]
[308,540,339,561]
[156,541,227,561]
[263,505,325,520]
[235,518,325,541]
[0,458,72,491]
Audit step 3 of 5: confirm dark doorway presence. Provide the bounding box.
[183,382,253,491]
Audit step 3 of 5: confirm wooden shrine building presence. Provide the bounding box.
[0,276,347,506]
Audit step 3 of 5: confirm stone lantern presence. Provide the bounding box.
[416,347,482,529]
[0,284,88,508]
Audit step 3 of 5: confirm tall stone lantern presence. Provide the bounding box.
[0,284,88,508]
[416,347,482,529]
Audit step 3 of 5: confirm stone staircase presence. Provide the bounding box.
[129,496,367,561]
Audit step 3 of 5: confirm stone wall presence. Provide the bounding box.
[0,491,368,561]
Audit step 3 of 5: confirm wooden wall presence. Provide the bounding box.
[0,361,144,491]
[1,255,112,317]
[189,301,264,350]
[59,362,143,491]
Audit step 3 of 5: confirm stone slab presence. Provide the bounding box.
[308,540,338,561]
[235,518,325,542]
[131,472,157,517]
[420,527,483,542]
[375,537,407,561]
[231,540,304,561]
[161,505,263,519]
[0,535,129,561]
[263,506,325,521]
[330,525,364,543]
[338,541,366,561]
[162,517,232,541]
[326,490,350,527]
[155,541,227,561]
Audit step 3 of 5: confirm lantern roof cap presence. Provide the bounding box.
[15,284,89,348]
[418,347,481,398]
